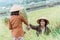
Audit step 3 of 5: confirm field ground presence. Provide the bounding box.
[0,5,60,40]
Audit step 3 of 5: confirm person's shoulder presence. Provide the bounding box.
[46,27,49,29]
[18,14,24,18]
[19,14,23,16]
[46,27,51,31]
[9,16,16,21]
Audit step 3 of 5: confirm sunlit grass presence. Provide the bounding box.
[0,5,60,40]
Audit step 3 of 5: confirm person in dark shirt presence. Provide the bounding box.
[30,17,51,37]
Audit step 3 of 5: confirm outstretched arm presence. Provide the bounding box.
[29,24,37,30]
[20,14,30,30]
[20,14,28,26]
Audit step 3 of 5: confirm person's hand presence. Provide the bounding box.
[26,25,30,30]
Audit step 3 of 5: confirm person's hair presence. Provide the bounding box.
[39,19,49,27]
[11,11,19,16]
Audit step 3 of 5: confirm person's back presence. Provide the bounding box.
[8,4,30,40]
[9,14,26,37]
[10,15,22,29]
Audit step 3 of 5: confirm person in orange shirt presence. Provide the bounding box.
[8,4,30,40]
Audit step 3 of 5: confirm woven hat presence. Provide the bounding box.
[10,4,24,12]
[37,17,49,24]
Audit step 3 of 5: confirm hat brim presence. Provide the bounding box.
[37,19,49,24]
[10,4,24,12]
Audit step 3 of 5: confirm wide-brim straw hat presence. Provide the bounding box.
[10,4,24,12]
[37,17,49,24]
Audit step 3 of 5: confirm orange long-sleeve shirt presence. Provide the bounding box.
[8,14,28,37]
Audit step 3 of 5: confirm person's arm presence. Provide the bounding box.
[29,24,37,30]
[20,14,30,30]
[46,27,51,35]
[8,19,12,30]
[21,14,28,26]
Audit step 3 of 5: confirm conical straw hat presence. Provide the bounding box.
[10,4,24,12]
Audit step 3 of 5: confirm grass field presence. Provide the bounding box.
[0,5,60,40]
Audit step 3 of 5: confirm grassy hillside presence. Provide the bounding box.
[0,5,60,40]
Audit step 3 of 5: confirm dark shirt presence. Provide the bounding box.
[30,24,51,36]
